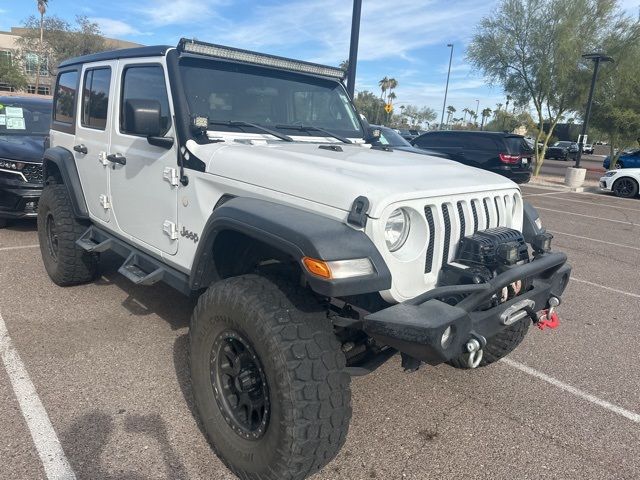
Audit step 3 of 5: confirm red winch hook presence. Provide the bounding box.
[536,310,560,330]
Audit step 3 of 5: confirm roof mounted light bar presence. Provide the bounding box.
[177,38,345,80]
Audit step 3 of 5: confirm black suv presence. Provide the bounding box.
[411,131,533,183]
[0,95,52,227]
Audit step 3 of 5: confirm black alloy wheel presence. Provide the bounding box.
[210,330,270,440]
[612,177,639,198]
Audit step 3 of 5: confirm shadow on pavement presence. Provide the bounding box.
[60,410,189,480]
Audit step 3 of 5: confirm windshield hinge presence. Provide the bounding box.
[162,220,178,240]
[163,167,180,187]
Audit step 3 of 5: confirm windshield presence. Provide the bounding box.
[179,58,363,139]
[0,100,51,136]
[376,127,411,147]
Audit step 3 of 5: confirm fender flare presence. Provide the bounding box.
[189,197,392,297]
[42,146,89,219]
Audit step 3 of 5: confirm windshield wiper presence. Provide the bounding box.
[208,120,293,142]
[275,124,352,144]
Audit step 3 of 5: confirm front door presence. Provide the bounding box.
[74,62,115,223]
[109,61,178,255]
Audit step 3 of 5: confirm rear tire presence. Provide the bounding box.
[448,318,530,369]
[189,274,352,480]
[37,183,98,285]
[612,177,638,198]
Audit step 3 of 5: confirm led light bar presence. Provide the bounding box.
[178,38,345,80]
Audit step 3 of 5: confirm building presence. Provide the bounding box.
[0,26,141,95]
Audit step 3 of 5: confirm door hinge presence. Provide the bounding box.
[162,220,178,240]
[163,167,180,187]
[98,151,109,166]
[99,194,111,210]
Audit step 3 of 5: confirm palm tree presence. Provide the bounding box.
[387,91,397,104]
[378,76,389,100]
[446,105,456,127]
[495,103,503,112]
[462,108,473,123]
[35,0,48,94]
[480,108,492,130]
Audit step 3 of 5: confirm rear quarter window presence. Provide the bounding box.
[504,137,533,155]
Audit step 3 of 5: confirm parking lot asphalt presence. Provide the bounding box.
[1,184,639,480]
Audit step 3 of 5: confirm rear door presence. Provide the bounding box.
[74,62,115,223]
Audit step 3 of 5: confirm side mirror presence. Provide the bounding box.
[364,126,381,144]
[124,99,163,137]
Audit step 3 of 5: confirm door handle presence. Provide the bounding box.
[73,144,88,154]
[106,153,127,166]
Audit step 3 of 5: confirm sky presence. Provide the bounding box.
[2,0,639,123]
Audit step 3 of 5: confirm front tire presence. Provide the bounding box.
[189,274,352,480]
[612,177,639,198]
[37,183,98,285]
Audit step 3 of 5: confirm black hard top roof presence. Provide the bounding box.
[58,45,172,68]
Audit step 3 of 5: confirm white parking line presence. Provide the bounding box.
[503,358,640,424]
[534,206,638,226]
[523,191,565,197]
[0,312,76,479]
[552,231,640,251]
[0,244,39,252]
[571,277,640,299]
[539,195,640,212]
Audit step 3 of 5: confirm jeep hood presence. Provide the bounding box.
[190,141,519,218]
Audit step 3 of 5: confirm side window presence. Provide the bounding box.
[465,134,499,150]
[82,67,111,130]
[120,65,171,135]
[53,70,79,124]
[415,133,444,148]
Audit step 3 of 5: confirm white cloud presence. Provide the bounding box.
[92,18,144,37]
[135,0,231,27]
[211,0,493,64]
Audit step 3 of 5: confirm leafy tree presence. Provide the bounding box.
[0,54,27,90]
[353,90,385,124]
[590,37,640,168]
[467,0,637,175]
[17,15,107,77]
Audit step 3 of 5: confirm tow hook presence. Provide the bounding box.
[536,297,560,330]
[463,335,486,369]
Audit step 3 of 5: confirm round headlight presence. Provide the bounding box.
[385,208,410,252]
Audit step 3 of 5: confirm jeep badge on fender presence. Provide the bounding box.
[37,38,570,480]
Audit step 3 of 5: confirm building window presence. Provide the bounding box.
[0,50,12,66]
[27,85,51,95]
[24,52,48,76]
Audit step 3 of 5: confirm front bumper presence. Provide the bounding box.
[363,252,571,365]
[599,176,613,191]
[0,177,43,219]
[490,165,532,184]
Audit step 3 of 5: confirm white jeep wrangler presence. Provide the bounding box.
[38,39,571,480]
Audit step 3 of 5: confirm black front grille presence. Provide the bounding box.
[483,198,491,228]
[441,204,451,268]
[22,163,44,184]
[494,197,501,226]
[424,206,435,273]
[457,201,466,236]
[471,201,478,232]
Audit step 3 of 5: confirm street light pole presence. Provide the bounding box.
[439,43,454,130]
[575,52,613,169]
[346,0,362,99]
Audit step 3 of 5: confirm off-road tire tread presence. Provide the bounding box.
[448,319,529,369]
[189,274,351,480]
[37,183,98,285]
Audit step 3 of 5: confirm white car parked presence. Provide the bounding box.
[600,168,640,198]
